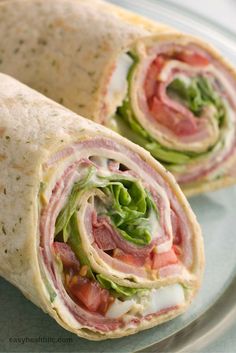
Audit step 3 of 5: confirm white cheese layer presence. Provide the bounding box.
[106,298,136,319]
[107,53,133,104]
[106,53,133,121]
[142,283,185,316]
[105,283,185,319]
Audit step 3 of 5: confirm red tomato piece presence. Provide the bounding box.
[69,277,112,314]
[152,248,178,270]
[150,97,197,136]
[98,293,115,315]
[144,62,158,99]
[175,52,209,66]
[144,55,167,99]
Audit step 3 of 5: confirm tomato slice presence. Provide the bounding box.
[150,97,197,136]
[144,55,166,99]
[69,276,113,314]
[175,52,209,67]
[97,292,115,315]
[53,242,80,270]
[113,249,145,267]
[151,248,178,270]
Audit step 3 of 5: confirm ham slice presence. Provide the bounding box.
[92,213,155,258]
[94,245,148,278]
[53,242,80,270]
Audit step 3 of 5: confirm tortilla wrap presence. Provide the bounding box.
[0,73,204,339]
[0,0,235,195]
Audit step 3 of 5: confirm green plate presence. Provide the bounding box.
[1,1,236,352]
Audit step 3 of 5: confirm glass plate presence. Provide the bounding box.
[1,1,236,353]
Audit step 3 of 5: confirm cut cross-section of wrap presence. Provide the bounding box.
[3,0,236,195]
[112,34,236,195]
[0,74,204,340]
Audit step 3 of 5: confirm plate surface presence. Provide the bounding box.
[1,1,236,352]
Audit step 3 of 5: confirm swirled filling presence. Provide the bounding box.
[108,44,236,185]
[39,138,195,332]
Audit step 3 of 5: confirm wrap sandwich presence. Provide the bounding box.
[0,73,204,339]
[0,0,236,196]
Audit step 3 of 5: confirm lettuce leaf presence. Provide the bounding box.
[67,212,95,280]
[43,277,57,302]
[117,99,192,165]
[55,162,159,247]
[96,274,139,298]
[55,166,96,242]
[167,76,225,124]
[101,180,157,246]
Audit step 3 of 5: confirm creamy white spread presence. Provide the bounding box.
[105,53,133,121]
[107,53,133,105]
